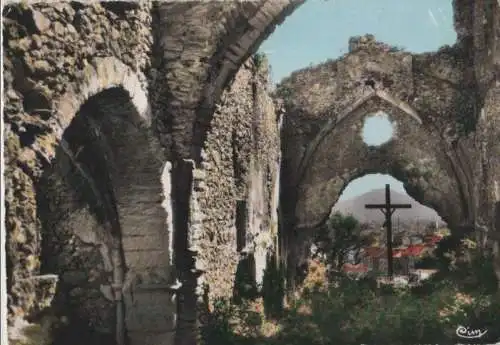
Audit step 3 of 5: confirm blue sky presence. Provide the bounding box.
[258,0,457,200]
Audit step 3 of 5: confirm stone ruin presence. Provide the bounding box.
[2,1,499,345]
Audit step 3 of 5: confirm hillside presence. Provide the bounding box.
[332,188,443,224]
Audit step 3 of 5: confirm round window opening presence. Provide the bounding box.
[362,112,394,146]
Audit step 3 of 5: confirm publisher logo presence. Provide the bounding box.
[456,325,488,339]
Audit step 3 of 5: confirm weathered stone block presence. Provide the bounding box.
[125,290,176,332]
[124,250,169,269]
[122,235,164,251]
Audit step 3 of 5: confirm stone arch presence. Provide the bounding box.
[191,0,304,161]
[42,57,151,154]
[35,58,175,345]
[283,96,464,285]
[205,0,304,103]
[296,90,423,185]
[293,96,464,231]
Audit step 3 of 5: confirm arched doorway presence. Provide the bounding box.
[36,82,175,345]
[278,72,468,284]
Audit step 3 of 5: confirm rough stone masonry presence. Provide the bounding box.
[2,1,499,345]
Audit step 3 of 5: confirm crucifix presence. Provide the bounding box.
[365,184,412,279]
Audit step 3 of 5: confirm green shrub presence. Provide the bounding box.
[200,298,237,345]
[454,253,498,293]
[253,53,267,69]
[203,251,499,345]
[262,253,285,319]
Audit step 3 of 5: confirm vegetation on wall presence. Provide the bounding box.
[273,85,293,104]
[253,52,268,70]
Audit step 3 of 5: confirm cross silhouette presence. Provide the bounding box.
[365,184,412,279]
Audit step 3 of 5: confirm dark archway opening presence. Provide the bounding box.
[235,200,248,253]
[232,199,259,303]
[36,88,129,345]
[36,87,171,345]
[232,254,258,304]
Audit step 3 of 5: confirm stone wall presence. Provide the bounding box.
[196,57,280,303]
[453,0,499,94]
[275,2,500,286]
[4,0,153,315]
[2,2,168,344]
[454,0,500,280]
[149,0,301,160]
[276,35,472,232]
[3,2,282,344]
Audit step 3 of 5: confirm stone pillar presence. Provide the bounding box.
[190,164,209,343]
[483,84,500,285]
[494,182,500,284]
[247,158,267,288]
[173,160,207,345]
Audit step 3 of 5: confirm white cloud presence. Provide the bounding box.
[428,9,439,27]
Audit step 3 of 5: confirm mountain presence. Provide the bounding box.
[332,188,442,224]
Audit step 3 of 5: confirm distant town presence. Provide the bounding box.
[330,187,449,286]
[341,220,449,286]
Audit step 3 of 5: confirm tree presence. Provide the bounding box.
[312,212,368,270]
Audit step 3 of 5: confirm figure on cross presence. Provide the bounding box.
[365,184,412,279]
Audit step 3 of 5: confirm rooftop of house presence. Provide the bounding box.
[363,239,440,259]
[403,243,428,257]
[423,234,443,245]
